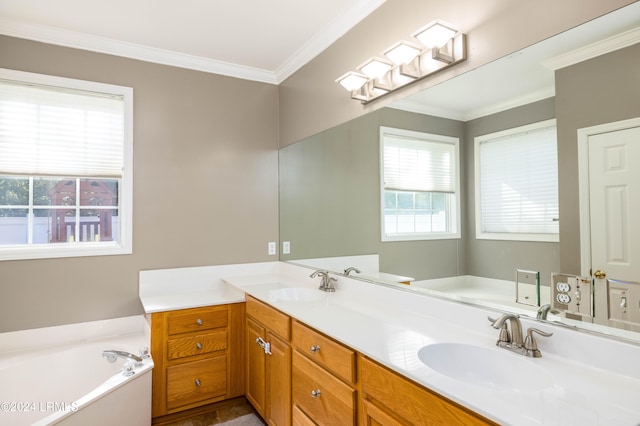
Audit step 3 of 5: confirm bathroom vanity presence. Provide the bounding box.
[140,261,640,425]
[148,303,245,417]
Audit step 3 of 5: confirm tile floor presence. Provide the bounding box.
[156,398,265,426]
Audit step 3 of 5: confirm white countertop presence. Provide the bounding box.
[222,265,640,426]
[138,261,640,425]
[138,262,277,313]
[139,284,245,313]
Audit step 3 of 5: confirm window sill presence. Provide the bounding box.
[476,233,559,243]
[0,242,132,261]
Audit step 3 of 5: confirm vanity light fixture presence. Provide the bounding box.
[336,71,368,91]
[414,20,458,49]
[336,19,467,103]
[358,57,394,79]
[383,41,423,65]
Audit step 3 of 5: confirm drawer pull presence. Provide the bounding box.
[195,342,203,350]
[310,344,320,353]
[194,378,201,387]
[196,318,203,326]
[310,389,321,398]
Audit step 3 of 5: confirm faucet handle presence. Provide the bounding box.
[488,316,512,345]
[497,323,511,345]
[524,328,553,357]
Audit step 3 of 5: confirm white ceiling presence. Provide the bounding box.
[0,0,386,84]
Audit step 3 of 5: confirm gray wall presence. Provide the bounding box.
[280,99,561,284]
[556,43,640,274]
[279,108,466,280]
[465,98,560,285]
[0,36,280,332]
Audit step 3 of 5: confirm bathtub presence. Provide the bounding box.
[409,275,551,314]
[0,316,154,426]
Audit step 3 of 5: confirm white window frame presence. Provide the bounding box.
[380,126,461,242]
[474,119,558,243]
[0,68,133,261]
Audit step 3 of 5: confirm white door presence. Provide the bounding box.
[588,125,640,281]
[582,122,640,327]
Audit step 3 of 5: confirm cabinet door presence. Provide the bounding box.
[246,317,267,417]
[266,332,292,426]
[360,356,494,425]
[361,399,403,426]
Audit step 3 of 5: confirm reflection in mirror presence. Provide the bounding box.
[279,3,640,343]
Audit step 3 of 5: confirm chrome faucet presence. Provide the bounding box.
[343,267,361,276]
[489,313,553,357]
[536,304,561,320]
[310,270,337,292]
[102,349,143,364]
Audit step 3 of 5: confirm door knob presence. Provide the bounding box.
[593,270,606,279]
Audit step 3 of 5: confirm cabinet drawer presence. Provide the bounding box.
[292,351,356,425]
[167,330,227,360]
[360,356,494,425]
[246,295,290,340]
[166,356,227,410]
[167,306,228,335]
[292,405,316,426]
[292,320,356,384]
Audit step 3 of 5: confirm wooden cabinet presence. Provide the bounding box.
[246,295,292,426]
[150,303,245,418]
[359,355,496,425]
[291,320,357,425]
[241,297,498,425]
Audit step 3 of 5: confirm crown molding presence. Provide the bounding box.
[0,18,279,84]
[543,26,640,71]
[464,87,555,121]
[0,0,386,85]
[274,0,387,83]
[391,87,555,122]
[389,99,466,121]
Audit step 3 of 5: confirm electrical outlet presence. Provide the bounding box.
[268,242,276,255]
[283,241,290,254]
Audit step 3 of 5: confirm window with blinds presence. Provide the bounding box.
[0,68,133,260]
[474,119,559,242]
[380,127,460,241]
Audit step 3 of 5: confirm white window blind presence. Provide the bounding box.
[476,120,558,240]
[0,79,125,177]
[380,127,460,241]
[383,134,455,193]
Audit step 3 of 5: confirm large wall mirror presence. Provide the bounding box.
[279,3,640,343]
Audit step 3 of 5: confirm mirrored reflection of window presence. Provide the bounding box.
[475,119,559,242]
[380,127,460,241]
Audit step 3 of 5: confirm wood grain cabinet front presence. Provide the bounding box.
[246,295,292,426]
[150,303,245,419]
[291,320,357,425]
[359,355,496,426]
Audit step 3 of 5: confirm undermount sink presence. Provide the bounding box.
[268,287,325,302]
[417,342,554,392]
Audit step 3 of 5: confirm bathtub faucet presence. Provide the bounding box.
[102,349,143,364]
